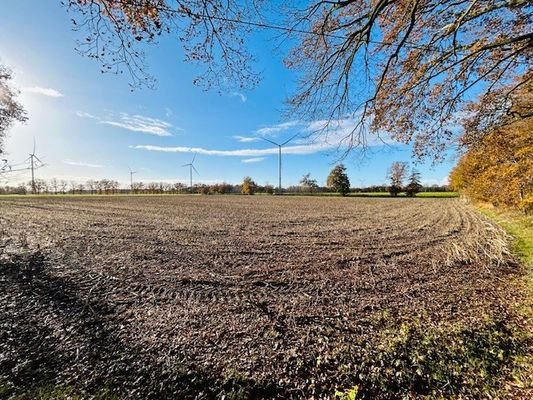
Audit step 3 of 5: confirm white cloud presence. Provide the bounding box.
[75,111,97,119]
[232,135,259,143]
[302,118,396,148]
[132,117,400,158]
[242,157,266,163]
[255,121,301,136]
[305,119,331,132]
[76,111,177,137]
[23,86,64,98]
[131,143,327,157]
[230,92,247,103]
[62,160,104,168]
[422,177,449,186]
[101,114,174,137]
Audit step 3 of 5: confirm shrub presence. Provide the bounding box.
[241,176,257,195]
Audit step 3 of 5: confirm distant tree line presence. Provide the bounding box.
[0,179,251,195]
[386,162,424,197]
[0,174,450,195]
[351,184,450,194]
[0,170,452,196]
[0,179,121,195]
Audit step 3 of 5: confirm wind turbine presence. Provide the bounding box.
[182,153,199,193]
[129,167,138,193]
[29,138,44,194]
[261,133,299,193]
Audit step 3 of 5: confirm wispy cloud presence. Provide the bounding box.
[131,143,326,157]
[23,86,64,98]
[77,111,177,137]
[301,118,395,148]
[232,135,259,143]
[133,118,398,158]
[242,157,266,163]
[62,160,104,168]
[422,177,449,186]
[75,111,97,119]
[255,121,301,136]
[100,114,174,137]
[254,117,393,149]
[230,92,247,103]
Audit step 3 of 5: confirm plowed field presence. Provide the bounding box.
[0,196,527,399]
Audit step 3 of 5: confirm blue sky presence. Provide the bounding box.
[0,0,455,188]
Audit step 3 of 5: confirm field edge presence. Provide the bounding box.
[475,205,533,397]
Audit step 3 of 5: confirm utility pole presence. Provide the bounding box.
[261,133,299,194]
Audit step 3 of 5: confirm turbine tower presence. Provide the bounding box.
[181,153,199,193]
[261,133,299,193]
[129,167,138,193]
[29,139,43,194]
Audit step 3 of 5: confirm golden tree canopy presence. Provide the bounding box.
[450,81,533,212]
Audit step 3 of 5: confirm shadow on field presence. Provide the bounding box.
[0,251,531,399]
[0,251,282,399]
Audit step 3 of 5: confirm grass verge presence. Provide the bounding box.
[477,207,532,267]
[476,205,533,397]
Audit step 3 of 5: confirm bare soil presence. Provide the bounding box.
[0,196,527,399]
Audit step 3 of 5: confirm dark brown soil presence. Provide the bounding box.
[0,196,525,399]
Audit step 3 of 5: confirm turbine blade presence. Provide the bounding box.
[261,137,279,146]
[192,165,199,175]
[191,152,197,164]
[33,137,36,155]
[282,133,299,146]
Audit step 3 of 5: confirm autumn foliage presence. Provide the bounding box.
[0,65,27,154]
[450,83,533,213]
[241,176,257,195]
[327,164,350,196]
